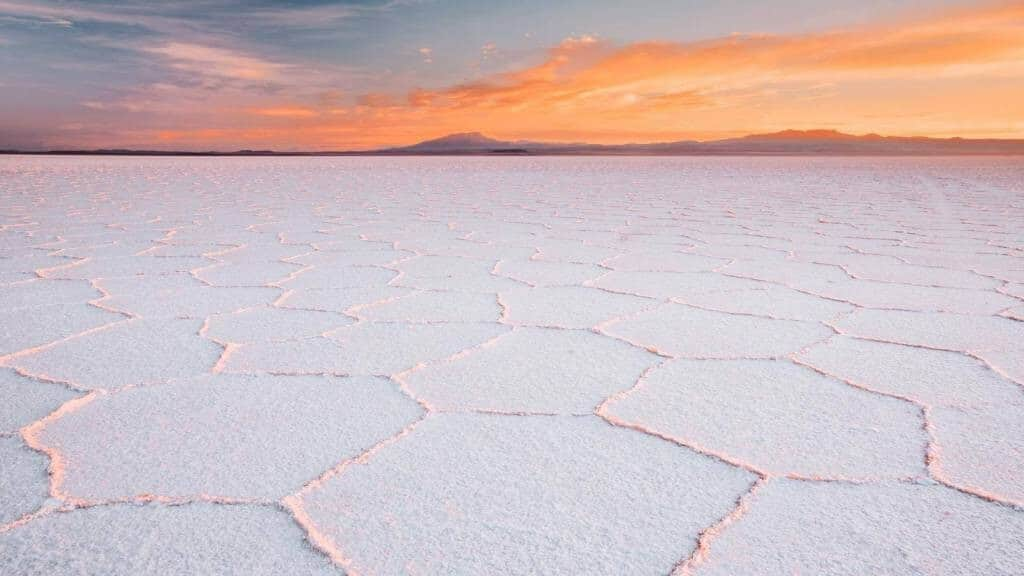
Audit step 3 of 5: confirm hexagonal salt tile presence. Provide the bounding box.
[0,303,123,357]
[224,322,509,376]
[0,368,79,433]
[690,480,1024,576]
[0,503,337,575]
[12,319,221,389]
[798,336,1024,503]
[833,309,1024,352]
[38,375,423,501]
[603,303,832,358]
[277,286,413,313]
[500,286,655,329]
[204,307,354,343]
[0,436,49,525]
[356,290,500,323]
[404,327,660,413]
[605,359,925,479]
[495,259,606,286]
[299,414,755,575]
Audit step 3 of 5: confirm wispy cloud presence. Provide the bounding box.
[251,106,318,118]
[142,42,285,81]
[0,13,73,28]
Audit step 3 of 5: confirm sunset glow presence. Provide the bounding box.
[1,1,1023,150]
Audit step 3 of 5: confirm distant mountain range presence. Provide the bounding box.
[5,130,1024,156]
[378,130,1024,156]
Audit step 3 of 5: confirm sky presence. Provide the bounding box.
[0,0,1022,150]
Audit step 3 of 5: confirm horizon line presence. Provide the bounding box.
[5,128,1024,156]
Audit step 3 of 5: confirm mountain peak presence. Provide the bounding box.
[398,132,508,151]
[745,129,860,140]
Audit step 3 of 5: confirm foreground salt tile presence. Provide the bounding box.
[404,327,659,413]
[195,261,304,287]
[604,303,832,358]
[838,259,1000,289]
[1003,282,1024,299]
[0,302,123,357]
[677,284,854,322]
[0,503,337,575]
[279,265,397,290]
[43,255,208,280]
[833,309,1024,351]
[605,359,924,478]
[721,258,852,288]
[214,243,315,263]
[393,268,522,292]
[226,322,508,375]
[356,290,500,322]
[500,286,654,328]
[397,238,536,261]
[800,279,1018,314]
[930,404,1024,504]
[144,241,239,258]
[204,307,353,342]
[798,336,1024,502]
[0,252,79,284]
[531,239,621,263]
[974,348,1024,385]
[312,236,394,252]
[692,243,790,261]
[0,369,78,433]
[0,437,49,525]
[690,479,1024,576]
[41,375,422,500]
[277,286,413,313]
[300,414,755,575]
[593,270,766,299]
[1,279,101,311]
[392,255,523,292]
[288,248,412,267]
[798,336,1020,410]
[12,319,221,389]
[393,255,495,277]
[98,274,278,319]
[604,251,727,272]
[494,259,605,286]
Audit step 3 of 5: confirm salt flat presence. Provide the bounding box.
[1,155,1022,575]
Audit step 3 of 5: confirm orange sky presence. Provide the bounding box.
[4,1,1024,149]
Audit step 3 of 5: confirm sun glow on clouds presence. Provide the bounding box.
[253,107,318,118]
[65,2,1024,149]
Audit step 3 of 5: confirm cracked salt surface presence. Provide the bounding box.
[1,156,1023,574]
[0,503,337,575]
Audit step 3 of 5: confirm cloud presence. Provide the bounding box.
[251,106,318,118]
[81,100,146,112]
[0,13,73,27]
[142,42,285,81]
[418,47,433,64]
[0,0,408,35]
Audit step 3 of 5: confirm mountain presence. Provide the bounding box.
[380,130,1024,156]
[392,132,530,153]
[741,129,869,140]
